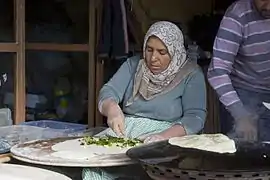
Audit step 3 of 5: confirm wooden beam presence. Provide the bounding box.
[94,0,104,127]
[26,43,89,52]
[0,43,17,52]
[14,0,26,124]
[0,43,89,52]
[95,58,104,126]
[88,0,97,128]
[0,153,11,163]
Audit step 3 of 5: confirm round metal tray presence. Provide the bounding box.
[11,137,136,167]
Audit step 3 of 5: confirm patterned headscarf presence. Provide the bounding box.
[126,21,196,106]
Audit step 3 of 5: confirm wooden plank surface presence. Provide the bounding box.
[0,153,11,158]
[0,153,11,163]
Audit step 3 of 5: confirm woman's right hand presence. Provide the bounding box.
[107,104,125,137]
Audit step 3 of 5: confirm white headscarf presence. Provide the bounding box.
[142,21,187,83]
[126,21,196,106]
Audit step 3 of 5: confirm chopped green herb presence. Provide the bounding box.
[80,136,142,148]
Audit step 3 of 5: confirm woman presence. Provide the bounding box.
[83,21,207,180]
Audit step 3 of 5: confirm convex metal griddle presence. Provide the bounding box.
[127,140,270,180]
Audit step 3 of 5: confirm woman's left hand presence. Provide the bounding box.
[143,134,166,144]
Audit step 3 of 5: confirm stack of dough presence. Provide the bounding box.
[168,133,236,154]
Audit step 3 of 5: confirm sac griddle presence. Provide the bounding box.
[126,140,270,180]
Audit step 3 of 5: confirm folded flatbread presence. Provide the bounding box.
[168,133,236,154]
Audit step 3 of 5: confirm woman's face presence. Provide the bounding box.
[145,36,171,74]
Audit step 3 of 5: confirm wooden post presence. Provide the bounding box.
[14,0,26,124]
[95,59,104,127]
[88,0,97,127]
[94,0,104,127]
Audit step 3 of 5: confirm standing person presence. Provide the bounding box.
[208,0,270,142]
[83,21,207,180]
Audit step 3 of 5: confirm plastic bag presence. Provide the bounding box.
[0,125,68,146]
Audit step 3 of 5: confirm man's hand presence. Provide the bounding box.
[232,114,258,142]
[107,104,125,137]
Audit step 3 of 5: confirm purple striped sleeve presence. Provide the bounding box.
[208,11,249,119]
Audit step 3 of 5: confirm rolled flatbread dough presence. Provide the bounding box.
[0,164,71,180]
[51,150,97,160]
[0,176,27,180]
[168,133,236,154]
[51,138,131,160]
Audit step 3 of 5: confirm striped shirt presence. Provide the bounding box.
[207,0,270,119]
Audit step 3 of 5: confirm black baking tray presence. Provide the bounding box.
[126,140,270,172]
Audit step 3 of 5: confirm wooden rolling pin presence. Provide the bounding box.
[0,153,11,163]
